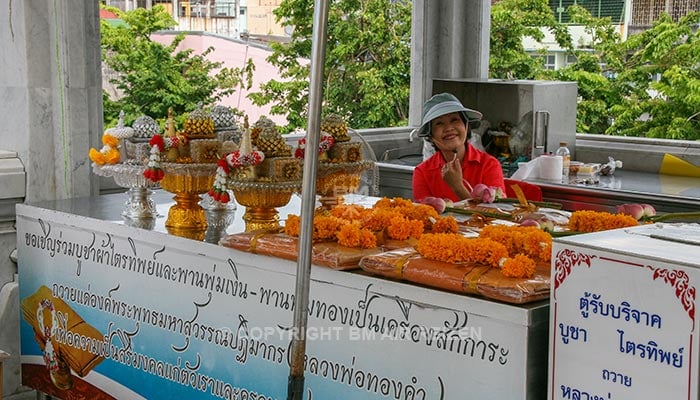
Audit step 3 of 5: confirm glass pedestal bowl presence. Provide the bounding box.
[316,160,375,209]
[159,162,217,232]
[230,179,302,232]
[92,162,159,219]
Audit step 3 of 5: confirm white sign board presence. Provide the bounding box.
[549,224,700,399]
[17,197,548,400]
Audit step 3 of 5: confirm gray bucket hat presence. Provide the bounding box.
[417,93,483,138]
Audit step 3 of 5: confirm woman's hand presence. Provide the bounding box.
[441,151,471,200]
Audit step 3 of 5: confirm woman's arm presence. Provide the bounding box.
[412,165,432,202]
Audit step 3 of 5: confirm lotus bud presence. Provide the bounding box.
[539,218,555,232]
[616,203,645,220]
[641,204,656,217]
[519,219,540,228]
[481,187,497,203]
[419,196,447,213]
[470,183,488,199]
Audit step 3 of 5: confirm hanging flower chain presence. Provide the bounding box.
[143,134,188,182]
[209,149,265,203]
[36,299,60,372]
[294,132,335,159]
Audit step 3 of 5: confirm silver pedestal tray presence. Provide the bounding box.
[92,162,159,219]
[200,191,237,212]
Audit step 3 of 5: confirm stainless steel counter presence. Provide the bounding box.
[529,170,700,213]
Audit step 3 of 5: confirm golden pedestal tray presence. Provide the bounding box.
[159,162,216,232]
[316,160,375,209]
[230,179,302,232]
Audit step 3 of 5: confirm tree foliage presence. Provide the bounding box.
[100,5,254,128]
[490,1,700,139]
[490,0,572,79]
[607,12,700,139]
[248,0,412,133]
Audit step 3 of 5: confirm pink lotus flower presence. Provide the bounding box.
[519,217,554,231]
[616,203,656,220]
[419,196,448,213]
[641,204,657,217]
[470,184,504,203]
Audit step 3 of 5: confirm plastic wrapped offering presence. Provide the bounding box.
[219,231,382,270]
[359,248,551,304]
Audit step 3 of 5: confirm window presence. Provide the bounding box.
[532,54,557,70]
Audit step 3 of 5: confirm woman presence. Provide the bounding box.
[412,93,505,202]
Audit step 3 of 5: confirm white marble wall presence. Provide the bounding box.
[0,1,104,397]
[0,0,103,203]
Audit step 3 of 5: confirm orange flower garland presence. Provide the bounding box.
[479,225,552,263]
[416,233,508,266]
[501,254,536,278]
[284,214,301,236]
[430,216,459,234]
[283,198,458,248]
[416,229,547,279]
[386,216,424,240]
[336,223,377,248]
[568,210,638,232]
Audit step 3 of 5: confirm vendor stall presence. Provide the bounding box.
[17,191,549,399]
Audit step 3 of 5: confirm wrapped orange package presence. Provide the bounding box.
[220,231,383,270]
[359,248,550,304]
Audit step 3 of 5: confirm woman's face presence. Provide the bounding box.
[430,112,467,152]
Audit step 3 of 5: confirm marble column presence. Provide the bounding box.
[409,0,491,127]
[0,1,102,397]
[0,0,103,203]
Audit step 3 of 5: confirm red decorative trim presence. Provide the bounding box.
[553,248,595,293]
[649,266,696,323]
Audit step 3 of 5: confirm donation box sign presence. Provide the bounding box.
[549,223,700,399]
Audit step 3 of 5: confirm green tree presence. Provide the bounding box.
[548,4,627,134]
[100,5,254,128]
[490,0,571,79]
[607,12,700,139]
[249,0,412,133]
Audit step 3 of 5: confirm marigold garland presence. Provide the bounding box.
[568,210,638,232]
[501,254,536,278]
[416,233,508,266]
[283,197,452,248]
[386,216,424,240]
[284,214,301,236]
[430,216,459,234]
[416,232,540,279]
[336,223,377,248]
[479,225,552,263]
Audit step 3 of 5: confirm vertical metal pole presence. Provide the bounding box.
[287,1,329,399]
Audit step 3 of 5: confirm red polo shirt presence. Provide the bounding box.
[412,143,505,202]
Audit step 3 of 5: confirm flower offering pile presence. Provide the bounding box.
[294,114,375,204]
[143,104,236,183]
[220,197,459,270]
[359,224,553,304]
[88,111,163,219]
[209,116,302,203]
